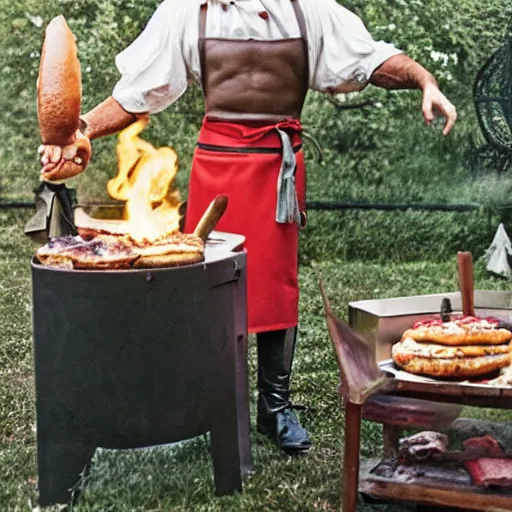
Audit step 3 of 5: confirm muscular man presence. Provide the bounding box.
[39,0,457,453]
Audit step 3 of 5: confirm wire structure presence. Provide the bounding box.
[474,37,512,172]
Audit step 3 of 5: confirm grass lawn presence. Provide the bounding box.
[1,208,512,511]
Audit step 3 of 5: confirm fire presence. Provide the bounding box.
[106,116,182,241]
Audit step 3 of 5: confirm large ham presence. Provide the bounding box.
[37,15,91,182]
[37,15,81,146]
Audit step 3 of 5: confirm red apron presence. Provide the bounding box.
[184,0,309,334]
[184,120,306,333]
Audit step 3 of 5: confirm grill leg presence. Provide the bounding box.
[208,253,252,495]
[37,436,95,507]
[210,332,252,495]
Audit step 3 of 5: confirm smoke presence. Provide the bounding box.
[459,174,512,205]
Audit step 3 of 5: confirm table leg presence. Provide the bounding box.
[383,424,402,457]
[343,401,362,512]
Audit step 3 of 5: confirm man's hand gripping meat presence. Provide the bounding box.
[38,128,92,182]
[38,97,141,182]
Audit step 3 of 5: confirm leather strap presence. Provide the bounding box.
[197,142,303,154]
[199,4,207,84]
[199,3,207,40]
[290,0,309,91]
[290,0,308,42]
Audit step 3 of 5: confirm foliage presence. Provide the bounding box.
[347,0,511,81]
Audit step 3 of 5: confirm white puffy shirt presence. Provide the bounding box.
[112,0,403,114]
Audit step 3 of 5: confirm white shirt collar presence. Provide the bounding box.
[201,0,270,15]
[201,0,265,6]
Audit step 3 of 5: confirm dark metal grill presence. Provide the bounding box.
[31,234,252,507]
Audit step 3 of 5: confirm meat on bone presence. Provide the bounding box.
[398,431,449,463]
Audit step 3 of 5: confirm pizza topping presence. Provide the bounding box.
[126,232,204,255]
[41,235,136,259]
[412,315,501,329]
[402,317,512,347]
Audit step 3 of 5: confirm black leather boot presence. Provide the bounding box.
[256,327,312,453]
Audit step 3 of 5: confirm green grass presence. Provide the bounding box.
[1,209,512,511]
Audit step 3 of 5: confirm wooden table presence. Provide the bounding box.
[360,457,512,512]
[321,283,512,512]
[358,367,512,511]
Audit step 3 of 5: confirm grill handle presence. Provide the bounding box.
[457,251,475,317]
[193,195,229,242]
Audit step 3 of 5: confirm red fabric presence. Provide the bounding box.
[184,118,306,333]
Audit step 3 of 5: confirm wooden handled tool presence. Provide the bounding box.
[193,195,229,242]
[457,251,475,316]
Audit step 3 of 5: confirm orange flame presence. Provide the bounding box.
[107,116,182,241]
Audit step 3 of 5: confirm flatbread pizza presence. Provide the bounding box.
[392,337,511,378]
[404,315,512,346]
[130,233,205,268]
[394,337,511,359]
[36,235,138,270]
[36,232,205,270]
[391,313,512,379]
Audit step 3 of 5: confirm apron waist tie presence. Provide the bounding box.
[276,128,301,226]
[197,118,303,226]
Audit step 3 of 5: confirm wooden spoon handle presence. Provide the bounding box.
[457,251,475,316]
[193,195,229,241]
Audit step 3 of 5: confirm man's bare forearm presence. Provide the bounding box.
[369,54,438,91]
[81,96,147,140]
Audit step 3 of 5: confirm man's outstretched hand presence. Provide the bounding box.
[369,54,458,136]
[38,129,92,182]
[421,82,457,136]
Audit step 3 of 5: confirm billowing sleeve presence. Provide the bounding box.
[112,0,189,114]
[306,0,403,94]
